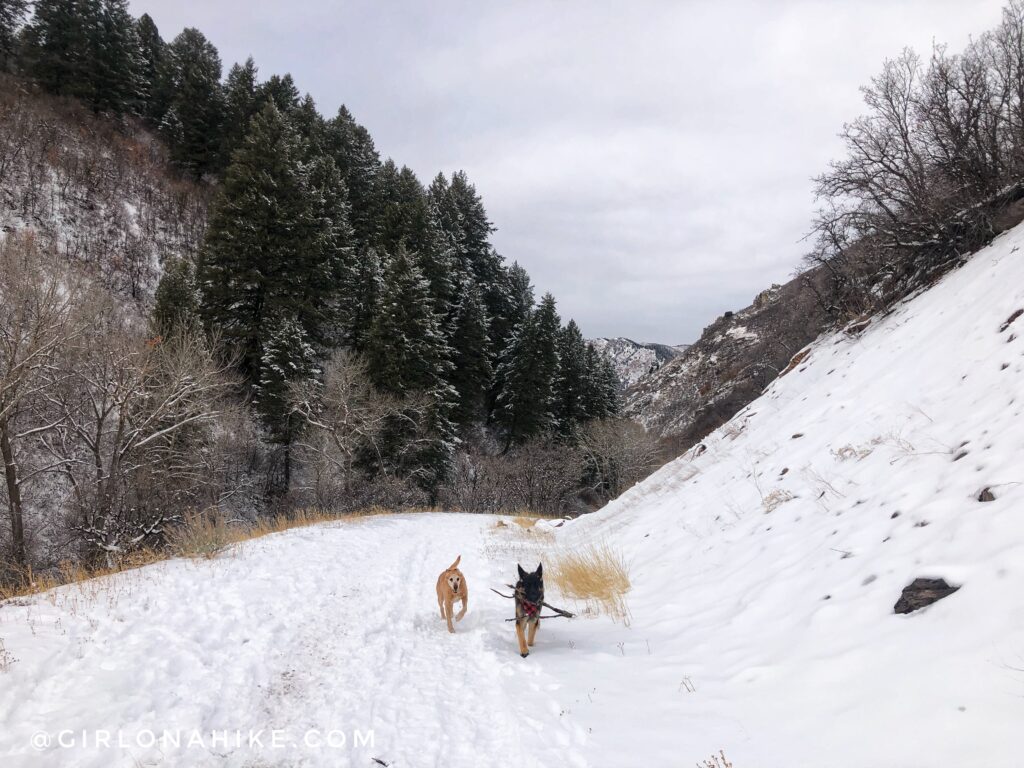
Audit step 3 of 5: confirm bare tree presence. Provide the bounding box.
[41,295,232,562]
[809,3,1024,316]
[579,419,663,502]
[0,233,81,571]
[290,350,426,508]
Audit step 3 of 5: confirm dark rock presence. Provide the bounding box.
[894,578,960,614]
[999,308,1022,333]
[978,488,996,502]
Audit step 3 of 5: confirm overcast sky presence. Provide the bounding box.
[131,0,1005,343]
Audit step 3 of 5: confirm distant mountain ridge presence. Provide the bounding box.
[622,270,833,443]
[588,337,688,389]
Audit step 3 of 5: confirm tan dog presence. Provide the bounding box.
[435,555,469,633]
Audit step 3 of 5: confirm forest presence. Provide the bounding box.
[0,0,661,580]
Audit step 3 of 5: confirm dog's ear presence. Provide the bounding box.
[517,564,527,580]
[451,555,461,569]
[536,562,543,578]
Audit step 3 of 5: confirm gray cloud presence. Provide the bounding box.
[131,0,1005,342]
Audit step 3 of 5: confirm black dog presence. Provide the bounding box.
[515,563,544,657]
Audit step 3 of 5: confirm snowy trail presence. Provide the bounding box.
[0,514,586,768]
[6,224,1024,767]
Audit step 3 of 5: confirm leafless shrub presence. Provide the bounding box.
[697,750,734,768]
[290,350,428,510]
[40,293,233,564]
[761,489,795,513]
[579,418,664,502]
[0,638,16,672]
[808,2,1024,320]
[445,437,583,516]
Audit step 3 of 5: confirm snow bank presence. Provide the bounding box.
[562,224,1024,765]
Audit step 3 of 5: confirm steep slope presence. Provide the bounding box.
[560,222,1024,765]
[0,76,207,302]
[588,336,686,388]
[624,268,832,442]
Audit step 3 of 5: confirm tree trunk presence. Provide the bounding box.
[0,418,26,569]
[283,440,292,495]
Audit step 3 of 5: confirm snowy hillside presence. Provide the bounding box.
[2,224,1023,767]
[588,336,686,388]
[561,223,1024,765]
[0,78,207,303]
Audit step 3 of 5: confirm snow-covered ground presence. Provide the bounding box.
[2,224,1024,767]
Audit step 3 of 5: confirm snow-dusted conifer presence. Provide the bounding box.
[449,281,492,429]
[554,319,589,436]
[494,293,561,447]
[161,28,223,177]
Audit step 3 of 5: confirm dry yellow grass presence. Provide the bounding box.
[2,507,394,600]
[170,506,392,558]
[0,549,166,601]
[548,542,632,624]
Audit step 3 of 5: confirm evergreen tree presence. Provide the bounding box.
[582,344,620,420]
[291,93,326,151]
[198,101,348,398]
[305,151,357,348]
[0,0,29,71]
[219,57,260,165]
[345,247,383,351]
[494,293,561,447]
[366,245,452,396]
[427,173,460,242]
[92,0,139,114]
[23,0,138,113]
[257,72,300,115]
[365,245,457,496]
[152,257,199,338]
[134,13,167,124]
[376,162,454,314]
[447,170,500,285]
[162,28,223,177]
[256,313,317,479]
[598,352,621,416]
[324,105,382,250]
[553,319,589,437]
[22,0,100,103]
[490,261,534,352]
[449,281,492,430]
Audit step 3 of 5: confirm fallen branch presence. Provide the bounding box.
[490,585,576,620]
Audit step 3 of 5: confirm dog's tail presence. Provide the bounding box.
[448,555,461,570]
